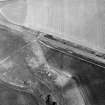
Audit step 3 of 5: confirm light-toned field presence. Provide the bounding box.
[1,0,105,53]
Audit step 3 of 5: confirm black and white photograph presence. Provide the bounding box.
[0,0,104,105]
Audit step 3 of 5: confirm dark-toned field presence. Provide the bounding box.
[0,24,104,105]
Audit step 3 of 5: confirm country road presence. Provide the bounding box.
[24,0,105,53]
[0,0,105,53]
